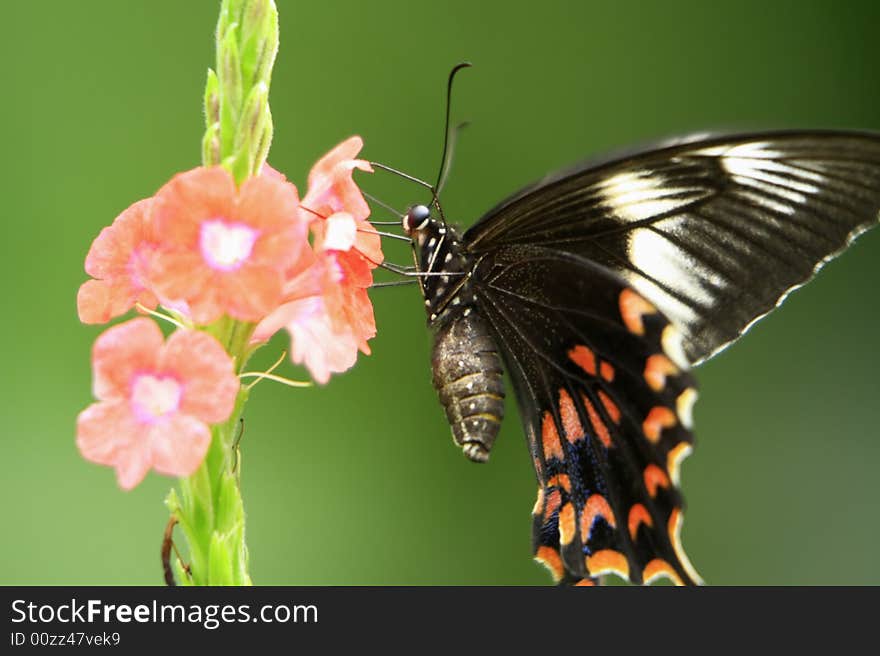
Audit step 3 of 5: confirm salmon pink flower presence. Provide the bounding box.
[148,166,308,324]
[303,136,383,271]
[77,199,159,324]
[251,137,382,383]
[253,221,377,384]
[76,318,239,490]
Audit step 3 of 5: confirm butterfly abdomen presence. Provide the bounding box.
[430,309,505,462]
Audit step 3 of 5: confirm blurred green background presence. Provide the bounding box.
[2,0,878,586]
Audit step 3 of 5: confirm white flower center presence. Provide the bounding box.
[131,374,182,422]
[200,220,259,271]
[322,212,356,252]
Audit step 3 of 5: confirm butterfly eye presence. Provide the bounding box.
[403,204,432,234]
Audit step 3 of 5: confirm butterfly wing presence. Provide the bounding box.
[472,246,701,585]
[465,131,880,365]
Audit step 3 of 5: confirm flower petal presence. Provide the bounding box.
[151,167,236,247]
[84,198,152,279]
[77,279,135,325]
[222,263,284,322]
[150,250,213,299]
[92,318,164,401]
[303,136,373,221]
[161,329,239,423]
[76,400,152,490]
[352,218,383,268]
[277,296,360,384]
[236,171,304,234]
[79,198,160,324]
[149,414,212,478]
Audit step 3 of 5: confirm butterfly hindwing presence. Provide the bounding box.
[465,131,880,365]
[472,245,702,585]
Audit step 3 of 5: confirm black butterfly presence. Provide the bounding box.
[384,127,880,586]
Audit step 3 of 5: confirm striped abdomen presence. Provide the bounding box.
[431,310,505,462]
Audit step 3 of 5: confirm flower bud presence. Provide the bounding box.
[204,69,220,127]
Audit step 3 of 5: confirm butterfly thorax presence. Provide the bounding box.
[411,218,476,325]
[409,217,506,462]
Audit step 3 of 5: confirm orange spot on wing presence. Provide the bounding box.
[643,406,677,443]
[568,345,597,375]
[558,503,576,545]
[543,488,561,523]
[558,389,585,444]
[586,550,630,579]
[535,546,565,582]
[598,390,621,424]
[619,288,656,336]
[574,578,596,586]
[581,393,613,447]
[547,474,571,493]
[627,504,654,540]
[644,354,679,392]
[643,464,671,497]
[581,494,616,543]
[600,361,615,382]
[643,558,684,586]
[541,411,565,461]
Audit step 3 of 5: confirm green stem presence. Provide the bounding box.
[163,0,279,588]
[166,388,251,585]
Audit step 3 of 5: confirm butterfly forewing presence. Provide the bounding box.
[472,246,702,585]
[464,132,880,364]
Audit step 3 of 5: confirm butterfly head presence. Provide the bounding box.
[402,203,449,252]
[402,204,433,236]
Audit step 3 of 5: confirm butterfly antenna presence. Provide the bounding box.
[369,63,472,225]
[435,62,472,196]
[437,121,470,195]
